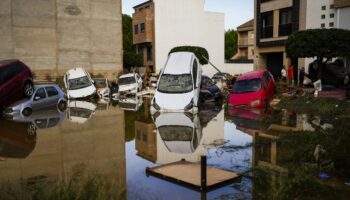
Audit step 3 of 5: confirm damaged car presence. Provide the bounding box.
[94,78,110,98]
[64,68,96,99]
[118,73,143,96]
[3,85,67,117]
[199,75,222,103]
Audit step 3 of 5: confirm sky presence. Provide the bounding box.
[122,0,254,30]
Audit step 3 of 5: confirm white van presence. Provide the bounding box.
[63,68,96,99]
[151,52,202,113]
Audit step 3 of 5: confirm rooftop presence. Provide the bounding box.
[237,19,254,32]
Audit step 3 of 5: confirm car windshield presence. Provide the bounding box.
[68,76,92,90]
[232,78,262,94]
[158,74,193,93]
[118,77,135,85]
[94,79,107,88]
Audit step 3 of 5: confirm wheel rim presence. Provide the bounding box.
[24,84,34,96]
[23,108,32,116]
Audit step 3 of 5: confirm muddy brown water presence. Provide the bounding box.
[0,97,349,200]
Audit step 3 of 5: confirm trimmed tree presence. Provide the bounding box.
[225,29,237,61]
[286,28,350,79]
[169,46,209,65]
[123,52,143,69]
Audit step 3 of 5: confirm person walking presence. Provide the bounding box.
[288,65,294,87]
[299,67,305,88]
[281,66,287,83]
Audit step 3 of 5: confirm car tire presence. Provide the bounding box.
[58,101,67,112]
[26,124,37,140]
[22,108,32,116]
[23,82,34,98]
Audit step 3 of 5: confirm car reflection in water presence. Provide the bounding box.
[66,100,97,124]
[228,108,270,134]
[0,120,36,159]
[119,96,143,112]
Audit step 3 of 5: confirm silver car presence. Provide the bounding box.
[3,84,67,117]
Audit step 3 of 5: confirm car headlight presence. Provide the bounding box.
[251,100,261,107]
[184,99,194,110]
[153,98,160,110]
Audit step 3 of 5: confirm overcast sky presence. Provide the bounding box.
[122,0,254,30]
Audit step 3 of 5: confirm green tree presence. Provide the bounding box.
[286,29,350,78]
[169,46,209,65]
[122,14,143,69]
[225,29,237,61]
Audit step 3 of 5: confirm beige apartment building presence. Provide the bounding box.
[232,19,255,63]
[0,0,123,81]
[132,1,155,74]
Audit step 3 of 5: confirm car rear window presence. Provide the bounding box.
[45,86,59,97]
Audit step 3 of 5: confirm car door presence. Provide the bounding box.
[31,88,48,110]
[45,86,60,107]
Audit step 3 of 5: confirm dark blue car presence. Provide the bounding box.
[200,76,223,103]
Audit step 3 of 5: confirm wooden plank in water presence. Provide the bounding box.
[146,161,241,191]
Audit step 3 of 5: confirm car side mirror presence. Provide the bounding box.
[35,96,41,100]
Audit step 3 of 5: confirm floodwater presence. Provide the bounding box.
[0,97,350,200]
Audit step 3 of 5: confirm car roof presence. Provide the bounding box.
[34,84,60,89]
[119,73,136,78]
[0,59,20,68]
[164,52,195,75]
[237,70,266,81]
[66,68,88,79]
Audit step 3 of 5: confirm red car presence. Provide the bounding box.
[228,70,276,109]
[0,60,34,110]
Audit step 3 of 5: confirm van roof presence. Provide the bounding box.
[0,59,20,68]
[237,70,266,81]
[66,68,88,79]
[163,52,195,75]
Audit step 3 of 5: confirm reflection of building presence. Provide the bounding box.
[0,107,126,198]
[132,0,225,76]
[135,121,157,163]
[232,19,255,63]
[0,0,123,80]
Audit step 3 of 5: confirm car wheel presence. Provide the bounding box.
[58,101,67,112]
[22,108,32,116]
[26,124,37,140]
[23,82,34,97]
[344,75,349,86]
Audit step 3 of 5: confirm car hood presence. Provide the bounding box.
[154,91,194,110]
[67,85,96,99]
[228,90,263,106]
[119,84,138,92]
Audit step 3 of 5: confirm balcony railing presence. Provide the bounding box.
[238,39,249,47]
[279,23,293,36]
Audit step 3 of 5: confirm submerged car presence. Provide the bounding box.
[199,75,222,103]
[0,59,34,110]
[3,85,67,117]
[63,68,96,99]
[152,52,202,113]
[94,78,110,98]
[228,70,275,109]
[118,73,143,95]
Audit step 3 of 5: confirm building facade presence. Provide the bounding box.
[0,0,123,81]
[132,0,226,76]
[232,19,255,63]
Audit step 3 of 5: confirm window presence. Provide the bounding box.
[330,4,334,9]
[321,23,325,28]
[147,46,152,61]
[142,133,147,142]
[322,5,326,10]
[139,8,143,12]
[232,79,262,94]
[140,23,145,33]
[329,22,334,27]
[45,86,59,97]
[134,25,139,34]
[330,13,334,18]
[321,14,326,19]
[279,8,293,36]
[0,65,24,84]
[261,11,273,38]
[34,88,46,101]
[193,60,198,88]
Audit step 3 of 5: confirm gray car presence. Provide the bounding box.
[3,84,67,117]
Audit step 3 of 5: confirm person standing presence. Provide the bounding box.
[281,66,287,82]
[288,65,294,87]
[299,67,305,87]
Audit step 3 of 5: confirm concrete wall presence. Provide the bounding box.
[202,63,254,77]
[0,0,123,81]
[337,6,350,29]
[153,0,227,74]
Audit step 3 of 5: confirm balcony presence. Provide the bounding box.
[238,39,249,47]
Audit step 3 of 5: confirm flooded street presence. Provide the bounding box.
[0,97,349,200]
